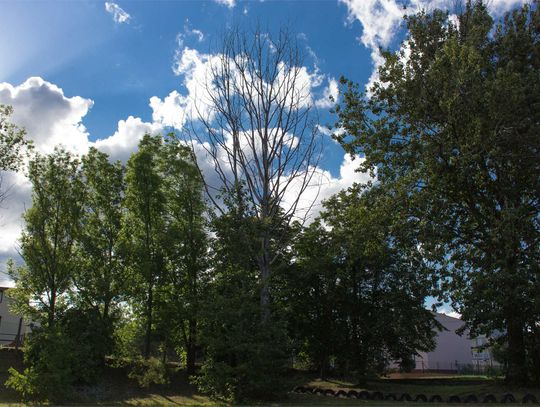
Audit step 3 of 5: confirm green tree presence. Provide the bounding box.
[154,136,208,374]
[123,135,166,359]
[9,149,84,327]
[290,185,438,382]
[6,149,86,402]
[67,147,125,365]
[335,1,539,383]
[195,206,290,402]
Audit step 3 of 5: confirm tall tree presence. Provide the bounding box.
[335,1,540,383]
[187,27,322,318]
[123,135,166,359]
[9,149,83,328]
[290,185,438,381]
[154,136,208,374]
[73,147,125,326]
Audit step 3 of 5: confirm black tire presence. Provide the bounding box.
[335,390,347,398]
[324,389,336,397]
[502,393,516,403]
[385,393,397,401]
[414,394,427,402]
[448,395,461,403]
[347,390,359,398]
[399,393,412,402]
[372,391,384,400]
[429,395,443,403]
[358,390,371,400]
[523,393,538,404]
[483,394,497,403]
[464,394,479,403]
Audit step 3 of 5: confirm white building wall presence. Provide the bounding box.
[0,286,27,346]
[414,313,499,372]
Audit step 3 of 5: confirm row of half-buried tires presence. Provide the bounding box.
[292,386,538,403]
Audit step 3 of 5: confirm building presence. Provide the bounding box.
[0,280,28,348]
[413,313,500,372]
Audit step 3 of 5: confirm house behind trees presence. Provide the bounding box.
[413,313,501,373]
[0,281,28,348]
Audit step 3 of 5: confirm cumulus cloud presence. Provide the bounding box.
[0,171,31,263]
[0,78,161,264]
[282,154,374,223]
[340,0,528,91]
[170,44,332,127]
[105,2,131,24]
[93,116,163,162]
[0,77,95,264]
[0,77,93,155]
[150,91,189,130]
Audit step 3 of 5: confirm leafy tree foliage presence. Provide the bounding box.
[122,134,208,369]
[335,1,540,383]
[289,185,439,382]
[0,104,31,204]
[195,204,290,402]
[75,147,125,323]
[9,149,84,328]
[123,135,167,359]
[154,135,208,374]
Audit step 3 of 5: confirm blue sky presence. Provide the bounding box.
[1,1,372,143]
[0,0,527,304]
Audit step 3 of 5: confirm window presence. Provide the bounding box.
[0,290,3,303]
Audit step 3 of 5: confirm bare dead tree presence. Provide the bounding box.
[186,26,323,318]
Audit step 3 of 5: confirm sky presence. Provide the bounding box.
[0,0,527,307]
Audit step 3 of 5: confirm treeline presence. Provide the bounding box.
[0,0,539,403]
[3,134,438,402]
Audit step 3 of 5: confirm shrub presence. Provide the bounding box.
[5,327,75,403]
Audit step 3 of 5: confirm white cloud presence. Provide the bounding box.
[315,77,339,108]
[150,91,189,130]
[0,77,93,155]
[105,2,131,24]
[213,0,235,8]
[94,116,163,163]
[438,306,461,319]
[189,28,205,42]
[176,21,205,50]
[282,154,374,223]
[0,77,95,264]
[340,0,528,91]
[0,78,161,265]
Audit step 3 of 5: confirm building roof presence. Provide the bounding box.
[0,279,15,289]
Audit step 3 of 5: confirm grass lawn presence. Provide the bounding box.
[1,349,538,406]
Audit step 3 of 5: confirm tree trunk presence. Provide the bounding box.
[48,290,56,328]
[186,319,197,374]
[506,315,528,384]
[259,249,271,321]
[256,224,272,321]
[144,281,153,359]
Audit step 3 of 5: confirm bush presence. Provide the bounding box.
[127,356,170,387]
[5,327,76,402]
[5,309,114,402]
[194,267,290,402]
